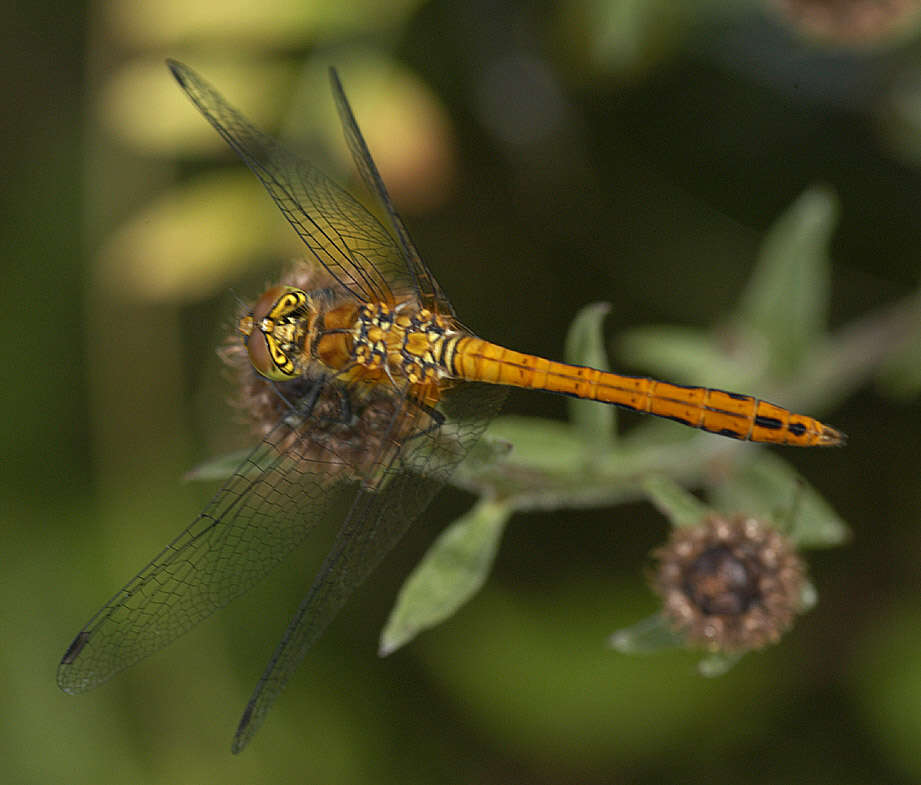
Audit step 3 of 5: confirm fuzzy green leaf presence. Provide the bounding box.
[618,325,759,390]
[735,185,837,375]
[564,302,616,445]
[483,416,594,473]
[877,311,921,399]
[708,451,850,548]
[379,499,512,655]
[608,612,684,654]
[800,580,818,613]
[183,448,253,482]
[697,651,744,677]
[642,475,712,528]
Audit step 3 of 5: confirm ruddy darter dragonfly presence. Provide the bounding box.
[58,60,846,753]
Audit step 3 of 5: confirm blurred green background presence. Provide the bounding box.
[5,0,921,782]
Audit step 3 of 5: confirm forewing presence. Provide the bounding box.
[231,382,506,753]
[328,68,453,315]
[167,59,415,305]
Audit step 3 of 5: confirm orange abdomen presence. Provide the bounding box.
[451,337,845,447]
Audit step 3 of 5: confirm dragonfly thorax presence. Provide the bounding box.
[351,302,460,385]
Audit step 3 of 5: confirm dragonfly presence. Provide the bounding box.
[58,60,846,754]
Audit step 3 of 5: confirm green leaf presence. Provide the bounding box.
[565,302,612,371]
[608,612,684,654]
[183,448,252,482]
[642,475,712,528]
[735,185,838,376]
[800,580,818,613]
[618,325,758,390]
[453,433,514,477]
[698,651,744,677]
[708,451,850,548]
[564,302,616,446]
[877,307,921,399]
[483,416,595,473]
[379,499,512,655]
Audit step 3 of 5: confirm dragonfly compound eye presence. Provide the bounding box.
[240,285,310,381]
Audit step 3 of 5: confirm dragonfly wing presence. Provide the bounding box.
[167,59,416,306]
[231,455,440,754]
[231,381,506,753]
[328,67,453,316]
[57,382,386,694]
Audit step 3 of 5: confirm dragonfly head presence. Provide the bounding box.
[238,285,311,381]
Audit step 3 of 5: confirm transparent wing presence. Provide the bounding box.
[57,376,506,753]
[328,67,453,316]
[231,381,507,753]
[57,380,387,694]
[167,59,417,306]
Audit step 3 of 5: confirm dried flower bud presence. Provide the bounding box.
[652,515,806,653]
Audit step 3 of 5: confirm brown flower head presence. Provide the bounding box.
[652,515,806,653]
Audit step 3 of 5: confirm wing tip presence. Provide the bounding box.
[231,700,258,755]
[60,629,91,666]
[165,58,188,87]
[328,66,343,96]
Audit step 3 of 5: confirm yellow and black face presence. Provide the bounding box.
[238,285,311,380]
